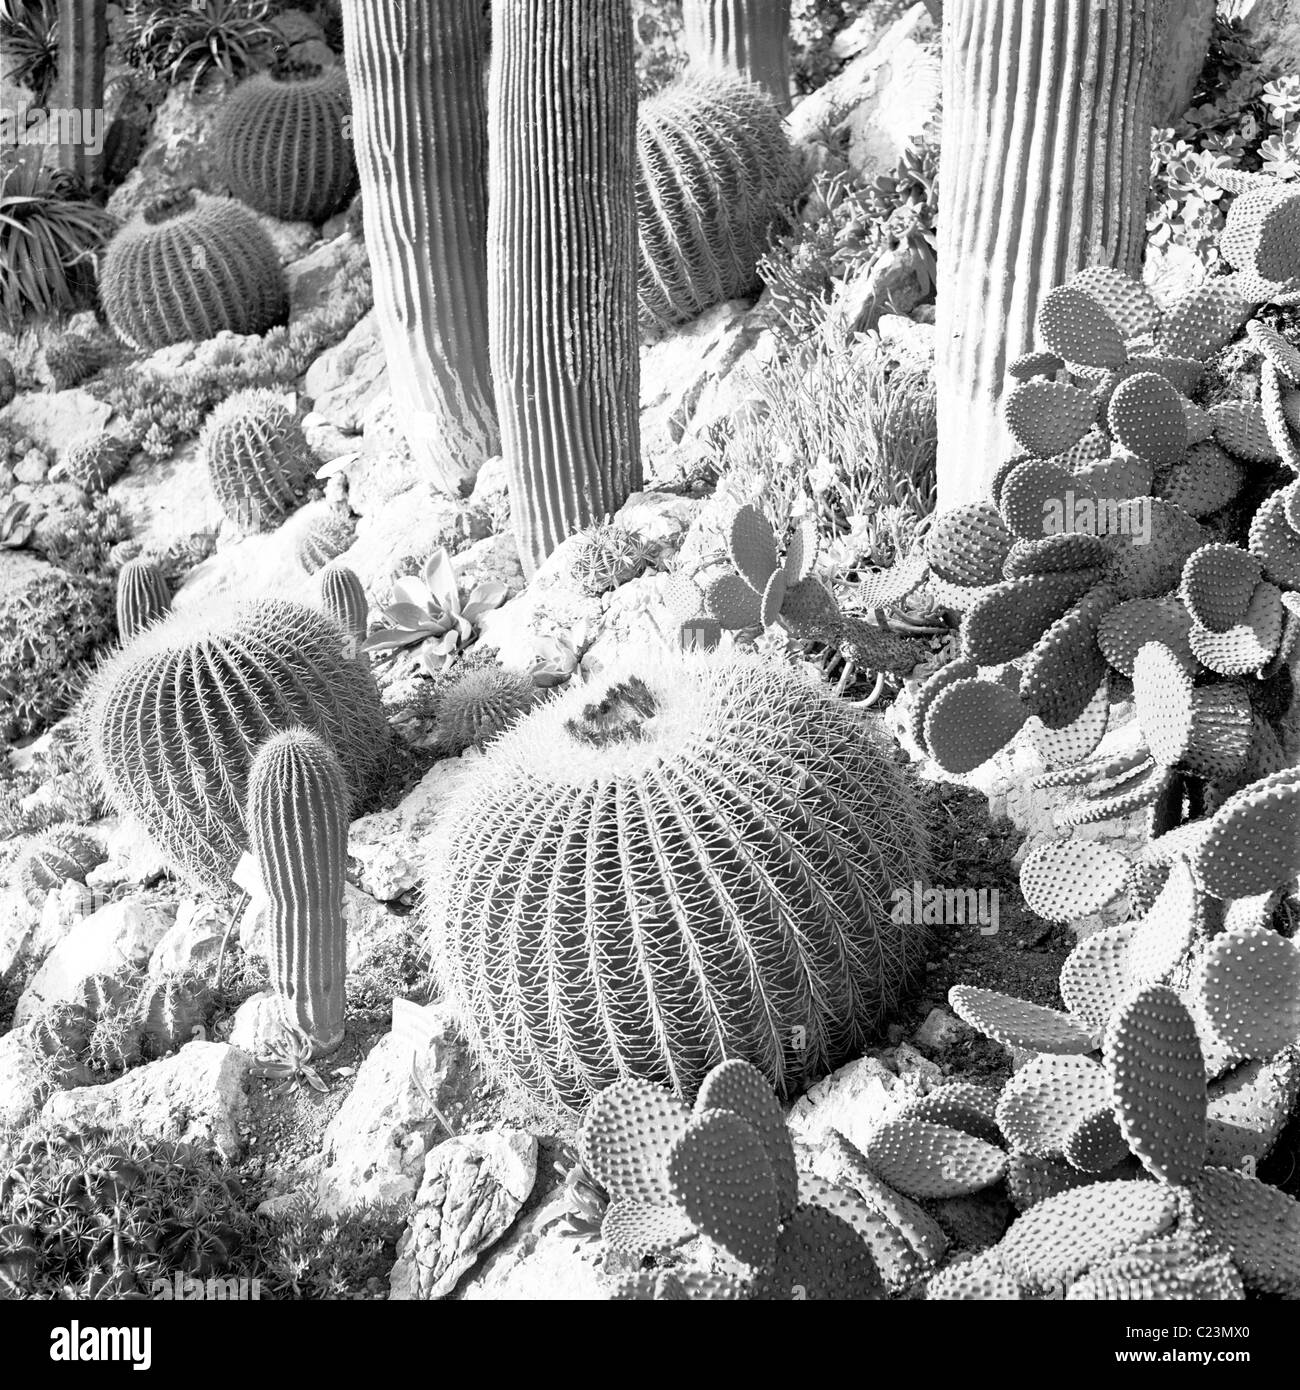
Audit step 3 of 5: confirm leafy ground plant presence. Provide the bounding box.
[0,0,57,104]
[122,0,280,93]
[0,149,114,330]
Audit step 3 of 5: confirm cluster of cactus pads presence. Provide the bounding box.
[636,73,800,334]
[100,189,288,351]
[911,256,1299,787]
[666,503,925,676]
[423,651,930,1111]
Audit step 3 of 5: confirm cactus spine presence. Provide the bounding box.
[341,0,498,497]
[935,0,1160,507]
[53,0,105,187]
[115,558,171,640]
[681,0,791,112]
[249,729,348,1058]
[487,0,641,577]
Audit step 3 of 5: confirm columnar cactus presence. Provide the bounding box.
[680,0,791,112]
[198,389,315,531]
[115,557,171,640]
[318,563,368,661]
[637,73,800,333]
[53,0,105,187]
[342,0,499,497]
[935,0,1161,507]
[487,0,641,576]
[214,69,356,224]
[248,729,349,1058]
[422,651,931,1111]
[100,190,288,351]
[80,599,388,894]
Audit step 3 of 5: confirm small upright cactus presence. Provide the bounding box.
[199,389,315,531]
[248,729,349,1058]
[115,558,171,640]
[318,562,368,660]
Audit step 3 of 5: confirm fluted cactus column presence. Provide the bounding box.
[248,729,349,1058]
[488,0,641,577]
[1155,0,1216,124]
[935,0,1160,508]
[681,0,792,112]
[53,0,105,186]
[341,0,498,497]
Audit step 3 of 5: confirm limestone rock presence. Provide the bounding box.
[389,1129,538,1300]
[1,388,112,458]
[315,1020,483,1217]
[785,1054,925,1154]
[303,310,387,431]
[41,1042,252,1159]
[0,1030,48,1130]
[288,235,356,319]
[14,896,176,1027]
[107,437,222,559]
[148,898,229,978]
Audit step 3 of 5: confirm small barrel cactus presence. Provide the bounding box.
[138,976,212,1058]
[295,501,356,573]
[53,432,132,493]
[0,356,15,408]
[423,651,931,1111]
[199,389,315,532]
[115,557,171,640]
[636,72,800,334]
[318,562,368,660]
[100,189,289,351]
[19,826,106,906]
[214,69,357,224]
[80,598,388,894]
[434,663,535,753]
[570,518,654,596]
[249,728,349,1057]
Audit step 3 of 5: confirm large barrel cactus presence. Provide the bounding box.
[81,599,388,894]
[214,69,356,224]
[100,189,288,350]
[422,652,930,1111]
[249,729,349,1057]
[636,71,801,334]
[342,0,498,497]
[488,0,641,576]
[199,388,315,531]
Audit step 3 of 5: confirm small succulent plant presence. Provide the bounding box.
[362,549,508,675]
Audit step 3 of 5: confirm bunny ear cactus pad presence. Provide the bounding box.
[860,1118,1006,1201]
[1019,839,1129,924]
[666,1109,780,1268]
[1025,673,1110,767]
[961,570,1101,665]
[728,504,778,591]
[1008,350,1065,382]
[1105,985,1206,1186]
[760,1205,884,1301]
[1066,266,1160,340]
[601,1199,695,1258]
[1110,500,1208,602]
[696,1058,798,1220]
[1156,281,1252,361]
[579,1077,691,1206]
[1106,373,1187,470]
[1192,767,1300,900]
[1247,319,1300,384]
[1003,380,1096,459]
[1212,401,1278,463]
[1097,598,1196,677]
[1060,923,1135,1033]
[1261,361,1300,472]
[1187,1168,1300,1297]
[995,1054,1112,1159]
[1036,285,1127,369]
[909,657,977,753]
[1019,583,1117,729]
[1189,582,1284,677]
[924,504,1011,586]
[1193,924,1300,1058]
[1249,491,1300,589]
[1000,459,1091,540]
[1180,545,1262,634]
[993,1181,1180,1294]
[948,985,1097,1054]
[1159,442,1247,519]
[921,678,1027,775]
[1002,533,1112,579]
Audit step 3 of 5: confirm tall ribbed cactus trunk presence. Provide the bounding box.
[249,730,349,1058]
[934,0,1160,509]
[53,0,105,187]
[342,0,497,497]
[681,0,792,113]
[488,0,641,577]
